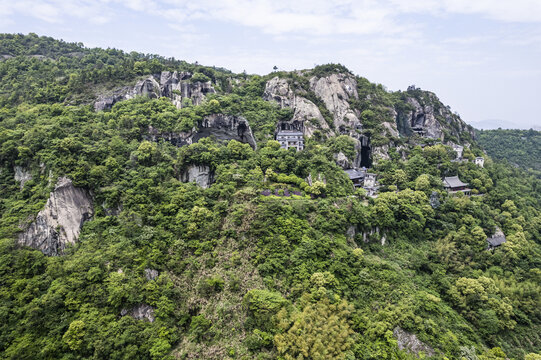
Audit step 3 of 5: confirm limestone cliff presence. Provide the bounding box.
[180,164,213,188]
[146,113,256,149]
[14,166,32,190]
[94,71,216,111]
[309,73,361,132]
[263,74,374,167]
[18,177,93,256]
[395,87,475,142]
[263,77,331,137]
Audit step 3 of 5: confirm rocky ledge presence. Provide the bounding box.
[18,177,93,256]
[94,71,216,111]
[146,113,257,150]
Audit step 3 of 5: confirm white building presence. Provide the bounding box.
[475,157,485,167]
[452,144,464,160]
[276,131,304,151]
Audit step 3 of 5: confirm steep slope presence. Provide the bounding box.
[1,34,540,360]
[477,128,541,176]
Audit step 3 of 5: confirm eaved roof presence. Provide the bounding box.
[276,130,303,136]
[443,176,468,188]
[487,228,506,248]
[344,169,365,180]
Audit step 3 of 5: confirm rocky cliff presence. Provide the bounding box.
[180,164,213,188]
[309,73,361,132]
[146,113,256,149]
[395,87,475,142]
[94,71,216,111]
[18,177,93,256]
[263,77,331,137]
[14,166,32,190]
[263,73,380,167]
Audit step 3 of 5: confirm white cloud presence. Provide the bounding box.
[390,0,541,22]
[2,0,541,36]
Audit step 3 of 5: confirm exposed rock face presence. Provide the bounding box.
[334,152,351,169]
[18,177,93,256]
[94,71,216,111]
[196,114,257,149]
[395,89,474,141]
[121,304,155,322]
[146,114,256,149]
[309,73,361,131]
[14,166,32,189]
[263,77,294,108]
[144,268,159,281]
[393,327,435,357]
[181,164,213,188]
[263,77,331,137]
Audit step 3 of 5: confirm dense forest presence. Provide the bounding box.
[0,34,540,360]
[477,129,541,177]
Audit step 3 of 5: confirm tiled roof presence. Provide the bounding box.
[487,228,506,247]
[344,169,365,180]
[443,176,468,188]
[276,131,303,136]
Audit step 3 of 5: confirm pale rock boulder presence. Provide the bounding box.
[14,166,32,189]
[293,97,331,137]
[334,152,351,169]
[121,304,155,322]
[309,73,361,130]
[94,71,216,111]
[181,165,213,188]
[263,77,294,108]
[144,268,159,281]
[18,177,93,256]
[393,327,435,357]
[263,77,331,137]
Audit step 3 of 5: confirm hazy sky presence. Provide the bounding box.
[1,0,540,129]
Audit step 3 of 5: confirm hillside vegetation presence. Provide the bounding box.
[477,129,541,177]
[0,34,540,360]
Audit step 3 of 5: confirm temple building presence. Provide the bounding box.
[475,157,485,167]
[275,121,304,151]
[363,173,379,197]
[487,228,506,250]
[442,176,471,196]
[276,130,304,151]
[344,169,365,187]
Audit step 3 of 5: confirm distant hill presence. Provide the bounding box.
[469,119,535,130]
[477,128,541,175]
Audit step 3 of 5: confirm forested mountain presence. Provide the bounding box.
[1,33,540,360]
[477,129,541,176]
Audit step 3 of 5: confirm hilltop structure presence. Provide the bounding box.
[443,176,471,196]
[276,130,304,151]
[475,157,485,167]
[487,228,506,250]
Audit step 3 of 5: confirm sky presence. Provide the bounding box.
[1,0,540,129]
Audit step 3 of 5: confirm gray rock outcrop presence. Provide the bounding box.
[334,152,351,169]
[14,166,32,189]
[309,73,361,131]
[121,304,155,322]
[395,89,475,141]
[144,268,159,281]
[146,113,256,149]
[393,326,435,357]
[263,77,331,137]
[94,71,216,111]
[18,177,93,256]
[180,164,213,188]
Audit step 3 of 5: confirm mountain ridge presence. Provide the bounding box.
[1,33,540,360]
